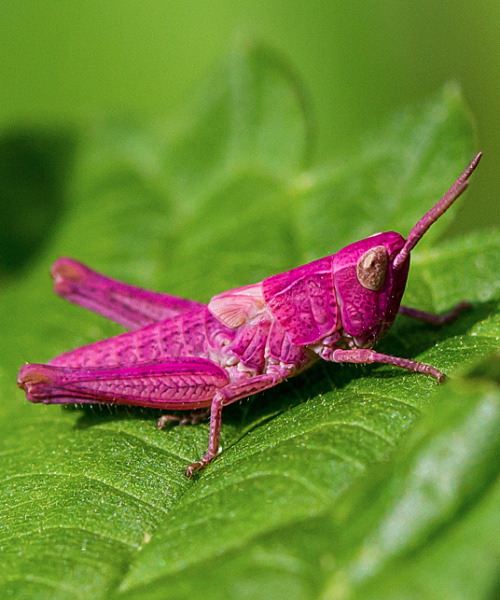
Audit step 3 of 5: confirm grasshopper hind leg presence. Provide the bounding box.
[51,257,205,329]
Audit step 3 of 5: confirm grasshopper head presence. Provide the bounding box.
[333,152,482,348]
[333,231,409,347]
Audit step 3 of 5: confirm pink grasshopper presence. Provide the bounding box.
[18,153,481,477]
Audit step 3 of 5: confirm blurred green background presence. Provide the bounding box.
[0,0,498,270]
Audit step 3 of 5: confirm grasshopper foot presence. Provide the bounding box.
[184,453,217,478]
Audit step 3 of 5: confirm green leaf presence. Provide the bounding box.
[326,364,500,600]
[0,44,498,600]
[117,363,500,600]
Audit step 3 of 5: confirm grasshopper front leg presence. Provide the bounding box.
[51,258,205,329]
[327,348,445,383]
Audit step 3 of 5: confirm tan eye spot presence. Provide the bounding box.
[356,245,387,290]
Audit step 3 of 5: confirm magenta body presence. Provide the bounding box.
[20,231,408,409]
[17,153,482,476]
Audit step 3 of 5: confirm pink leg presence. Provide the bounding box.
[17,358,229,407]
[157,408,210,428]
[331,348,445,383]
[184,393,225,478]
[18,359,285,477]
[399,302,471,325]
[184,373,284,477]
[51,257,205,330]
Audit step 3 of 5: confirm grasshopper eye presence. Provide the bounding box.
[356,245,387,290]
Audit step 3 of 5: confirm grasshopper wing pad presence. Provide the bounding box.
[208,284,272,372]
[262,256,338,345]
[208,283,267,328]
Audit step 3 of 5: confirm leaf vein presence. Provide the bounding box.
[0,471,168,515]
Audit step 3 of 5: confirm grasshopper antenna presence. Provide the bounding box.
[393,152,482,269]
